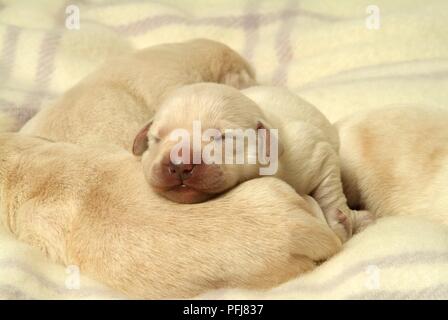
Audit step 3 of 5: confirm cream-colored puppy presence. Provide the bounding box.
[133,84,373,241]
[10,39,343,297]
[0,133,341,299]
[337,106,448,224]
[20,39,255,151]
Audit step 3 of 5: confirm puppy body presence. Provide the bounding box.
[336,106,448,224]
[242,86,342,199]
[243,87,372,240]
[138,84,373,241]
[0,133,341,299]
[20,39,255,151]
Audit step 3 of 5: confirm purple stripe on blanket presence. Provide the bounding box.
[272,0,298,85]
[20,30,63,115]
[241,1,261,61]
[0,3,340,130]
[0,1,68,129]
[0,25,20,82]
[35,31,63,88]
[111,9,339,36]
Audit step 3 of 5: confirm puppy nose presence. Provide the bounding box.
[168,162,195,180]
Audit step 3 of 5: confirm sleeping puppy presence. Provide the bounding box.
[336,106,448,225]
[132,84,373,242]
[20,39,255,151]
[0,133,341,299]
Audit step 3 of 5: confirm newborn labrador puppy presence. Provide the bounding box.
[11,40,343,296]
[337,106,448,225]
[133,84,373,242]
[0,133,341,299]
[20,39,255,151]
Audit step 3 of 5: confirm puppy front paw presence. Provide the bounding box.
[326,208,353,243]
[217,47,256,89]
[326,208,376,242]
[187,39,256,88]
[221,68,256,89]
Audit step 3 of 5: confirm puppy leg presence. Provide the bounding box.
[312,175,352,242]
[281,123,374,242]
[352,209,376,233]
[310,153,375,242]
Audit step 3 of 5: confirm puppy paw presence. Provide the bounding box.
[221,68,256,89]
[352,210,376,234]
[326,208,353,243]
[188,39,257,88]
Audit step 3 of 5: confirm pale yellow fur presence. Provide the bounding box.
[142,84,373,241]
[0,133,341,299]
[0,39,342,299]
[20,39,256,151]
[337,106,448,225]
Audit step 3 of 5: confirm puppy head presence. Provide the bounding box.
[133,83,282,204]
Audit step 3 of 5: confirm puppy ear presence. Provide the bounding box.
[256,120,284,158]
[133,120,153,156]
